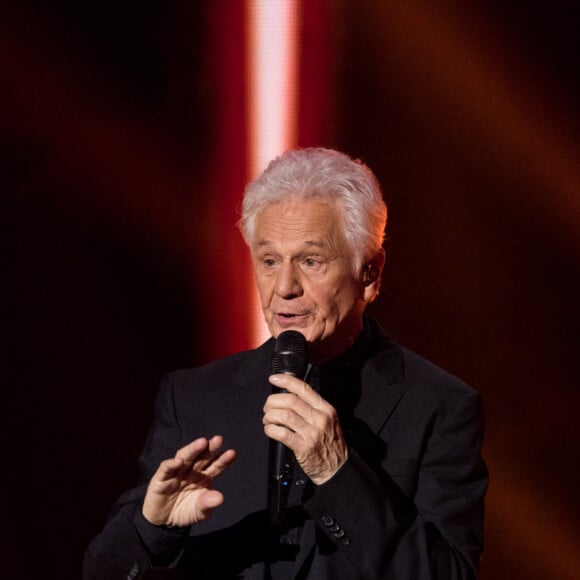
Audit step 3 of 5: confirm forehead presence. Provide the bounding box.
[252,199,345,250]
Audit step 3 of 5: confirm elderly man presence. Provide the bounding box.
[84,148,487,579]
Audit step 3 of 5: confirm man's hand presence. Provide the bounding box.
[142,435,236,528]
[263,374,348,485]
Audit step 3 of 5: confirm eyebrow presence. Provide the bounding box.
[255,240,326,249]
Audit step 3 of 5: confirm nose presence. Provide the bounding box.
[275,261,303,299]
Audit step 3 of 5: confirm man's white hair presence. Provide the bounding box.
[239,147,387,273]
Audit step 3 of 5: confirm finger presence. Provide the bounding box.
[263,407,328,458]
[264,390,334,436]
[263,422,301,450]
[207,435,236,466]
[269,374,326,409]
[174,437,211,465]
[175,435,226,471]
[263,392,318,422]
[264,392,301,409]
[263,406,309,435]
[152,456,186,482]
[151,438,214,484]
[192,435,230,471]
[202,448,237,478]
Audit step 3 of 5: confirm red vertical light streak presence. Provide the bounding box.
[298,0,331,147]
[246,0,301,346]
[203,1,253,358]
[201,1,330,357]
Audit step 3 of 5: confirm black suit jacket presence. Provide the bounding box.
[84,319,487,579]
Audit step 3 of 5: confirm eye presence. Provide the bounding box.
[262,257,277,268]
[302,257,325,272]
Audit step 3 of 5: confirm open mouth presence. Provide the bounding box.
[275,312,308,323]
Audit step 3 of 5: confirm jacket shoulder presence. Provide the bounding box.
[393,346,482,421]
[161,340,272,396]
[366,318,478,403]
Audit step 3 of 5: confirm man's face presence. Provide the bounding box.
[252,198,367,361]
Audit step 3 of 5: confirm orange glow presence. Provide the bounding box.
[245,0,301,346]
[485,455,580,580]
[373,2,579,244]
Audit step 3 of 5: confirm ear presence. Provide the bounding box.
[362,248,386,303]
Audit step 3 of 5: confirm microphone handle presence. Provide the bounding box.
[268,379,296,525]
[268,365,312,524]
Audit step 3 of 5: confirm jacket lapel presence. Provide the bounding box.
[225,339,275,513]
[355,334,406,433]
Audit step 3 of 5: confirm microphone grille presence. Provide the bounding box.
[272,330,307,377]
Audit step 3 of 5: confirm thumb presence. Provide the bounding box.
[196,490,225,519]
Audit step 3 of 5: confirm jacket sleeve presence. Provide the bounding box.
[83,374,188,580]
[303,389,488,580]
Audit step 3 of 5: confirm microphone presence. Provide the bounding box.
[268,330,308,524]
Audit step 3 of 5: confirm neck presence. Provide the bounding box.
[307,318,364,364]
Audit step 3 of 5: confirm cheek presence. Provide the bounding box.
[256,276,274,304]
[313,285,346,318]
[326,281,360,316]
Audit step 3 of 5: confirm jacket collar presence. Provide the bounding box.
[229,317,406,434]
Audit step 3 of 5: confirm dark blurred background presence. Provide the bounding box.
[1,1,578,578]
